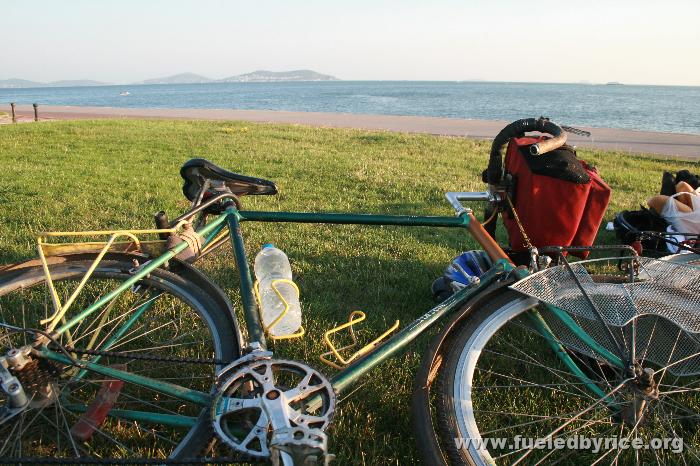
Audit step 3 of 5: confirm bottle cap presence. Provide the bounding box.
[262,243,275,249]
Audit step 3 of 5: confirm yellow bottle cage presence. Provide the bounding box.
[253,279,305,341]
[320,311,400,370]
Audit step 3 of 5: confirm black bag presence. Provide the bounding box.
[613,207,670,254]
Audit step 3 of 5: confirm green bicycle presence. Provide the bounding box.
[1,119,699,465]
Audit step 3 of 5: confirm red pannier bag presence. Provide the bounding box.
[502,136,611,258]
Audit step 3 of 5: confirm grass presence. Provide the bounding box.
[0,119,697,464]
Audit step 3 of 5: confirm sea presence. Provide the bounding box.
[1,81,699,135]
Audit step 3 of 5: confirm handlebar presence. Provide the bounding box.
[444,191,511,262]
[445,191,498,216]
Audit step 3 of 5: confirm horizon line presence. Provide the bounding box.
[2,78,700,88]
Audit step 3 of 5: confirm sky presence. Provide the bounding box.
[3,0,700,86]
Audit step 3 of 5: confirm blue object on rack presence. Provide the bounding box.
[431,250,494,302]
[444,250,493,289]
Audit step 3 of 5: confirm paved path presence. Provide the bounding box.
[6,104,700,159]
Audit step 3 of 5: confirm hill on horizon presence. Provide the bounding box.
[219,69,338,82]
[50,80,110,87]
[0,79,111,88]
[141,70,339,84]
[0,70,340,88]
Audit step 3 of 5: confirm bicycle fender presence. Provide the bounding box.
[411,275,519,466]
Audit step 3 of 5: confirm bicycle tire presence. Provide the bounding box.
[412,277,518,466]
[433,289,700,465]
[0,255,240,462]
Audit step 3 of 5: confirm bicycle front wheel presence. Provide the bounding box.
[435,290,699,465]
[0,255,240,462]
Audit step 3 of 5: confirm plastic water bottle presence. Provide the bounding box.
[253,244,302,337]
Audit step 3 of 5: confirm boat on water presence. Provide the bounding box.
[119,91,130,96]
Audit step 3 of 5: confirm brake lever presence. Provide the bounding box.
[561,125,591,137]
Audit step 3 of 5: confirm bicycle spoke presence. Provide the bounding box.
[483,343,605,385]
[501,317,619,394]
[107,320,178,350]
[61,404,138,456]
[479,406,613,437]
[474,367,599,402]
[0,419,22,456]
[71,293,161,347]
[71,292,118,346]
[657,348,700,379]
[639,316,659,365]
[66,378,192,418]
[493,409,614,461]
[509,379,631,464]
[491,333,607,390]
[606,399,647,466]
[653,402,700,463]
[587,424,624,466]
[39,409,83,458]
[116,339,202,355]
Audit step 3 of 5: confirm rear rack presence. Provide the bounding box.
[36,223,192,333]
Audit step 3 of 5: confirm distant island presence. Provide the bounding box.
[0,79,110,88]
[137,70,338,84]
[219,70,338,83]
[0,70,339,88]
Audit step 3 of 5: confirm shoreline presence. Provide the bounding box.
[4,104,700,159]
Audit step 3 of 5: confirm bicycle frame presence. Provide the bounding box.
[36,203,625,428]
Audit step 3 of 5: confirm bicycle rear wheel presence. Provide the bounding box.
[435,288,700,465]
[0,255,240,462]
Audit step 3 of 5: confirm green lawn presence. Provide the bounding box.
[0,119,696,464]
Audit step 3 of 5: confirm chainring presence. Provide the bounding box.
[210,358,336,459]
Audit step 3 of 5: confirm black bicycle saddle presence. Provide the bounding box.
[180,158,278,201]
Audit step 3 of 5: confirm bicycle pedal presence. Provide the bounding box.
[270,427,335,466]
[70,364,126,442]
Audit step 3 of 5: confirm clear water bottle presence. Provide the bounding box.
[253,244,302,337]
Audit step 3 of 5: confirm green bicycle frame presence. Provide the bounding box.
[39,206,624,427]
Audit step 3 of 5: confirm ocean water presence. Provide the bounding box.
[1,81,699,135]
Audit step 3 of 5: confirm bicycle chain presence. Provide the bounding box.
[7,346,264,465]
[6,456,263,465]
